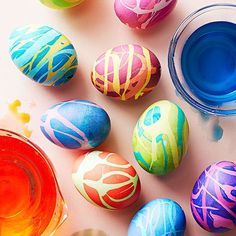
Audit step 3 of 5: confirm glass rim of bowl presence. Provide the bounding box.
[0,128,68,234]
[168,3,236,116]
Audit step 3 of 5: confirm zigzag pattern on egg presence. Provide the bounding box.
[9,25,78,86]
[72,151,141,210]
[133,100,189,176]
[91,44,161,101]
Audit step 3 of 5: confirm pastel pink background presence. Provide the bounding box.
[0,0,235,236]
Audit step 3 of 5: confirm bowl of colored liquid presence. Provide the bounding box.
[0,129,67,236]
[169,4,236,116]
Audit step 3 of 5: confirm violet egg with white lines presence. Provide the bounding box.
[191,161,236,233]
[40,100,111,149]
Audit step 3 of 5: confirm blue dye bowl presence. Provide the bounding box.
[169,4,236,116]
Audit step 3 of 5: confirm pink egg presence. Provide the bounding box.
[114,0,177,29]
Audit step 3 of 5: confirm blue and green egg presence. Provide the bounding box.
[132,100,189,176]
[9,24,78,86]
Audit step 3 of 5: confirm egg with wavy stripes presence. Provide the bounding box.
[72,151,141,210]
[114,0,177,29]
[132,100,189,176]
[191,161,236,233]
[91,44,161,101]
[40,100,111,149]
[128,198,186,236]
[40,0,84,9]
[9,25,78,86]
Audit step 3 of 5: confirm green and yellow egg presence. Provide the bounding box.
[132,100,189,176]
[40,0,84,9]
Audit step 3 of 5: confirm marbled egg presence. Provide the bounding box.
[72,151,141,210]
[128,198,186,236]
[132,100,189,176]
[114,0,177,29]
[191,161,236,233]
[91,44,161,101]
[9,25,78,86]
[40,100,111,149]
[40,0,84,9]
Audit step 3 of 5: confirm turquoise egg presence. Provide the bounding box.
[128,198,186,236]
[9,25,78,86]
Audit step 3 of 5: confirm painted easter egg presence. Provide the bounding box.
[191,161,236,233]
[72,151,141,210]
[9,25,78,86]
[128,198,186,236]
[132,100,189,176]
[114,0,177,29]
[91,44,161,101]
[40,0,84,9]
[40,100,111,149]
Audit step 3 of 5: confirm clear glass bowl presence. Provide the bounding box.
[168,4,236,116]
[0,129,67,236]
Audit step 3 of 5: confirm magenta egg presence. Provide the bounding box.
[114,0,177,29]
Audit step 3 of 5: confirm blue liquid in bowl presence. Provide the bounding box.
[181,21,236,105]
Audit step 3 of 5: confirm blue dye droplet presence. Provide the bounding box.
[212,123,223,142]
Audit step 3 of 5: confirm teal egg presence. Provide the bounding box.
[9,25,78,86]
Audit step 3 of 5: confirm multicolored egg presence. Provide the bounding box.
[91,44,161,101]
[40,0,84,9]
[132,100,189,176]
[128,198,186,235]
[40,100,111,149]
[9,25,78,86]
[114,0,177,29]
[72,151,141,210]
[191,161,236,233]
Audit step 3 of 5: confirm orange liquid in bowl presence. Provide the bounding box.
[0,130,66,236]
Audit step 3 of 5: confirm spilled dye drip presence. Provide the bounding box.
[212,123,224,142]
[0,100,32,137]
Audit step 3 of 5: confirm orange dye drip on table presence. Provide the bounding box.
[0,132,57,235]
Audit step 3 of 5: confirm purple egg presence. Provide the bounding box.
[114,0,177,29]
[191,161,236,233]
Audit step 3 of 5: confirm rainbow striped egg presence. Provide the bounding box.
[91,44,161,101]
[40,100,111,149]
[114,0,177,29]
[72,151,141,210]
[191,161,236,233]
[128,198,186,235]
[40,0,84,9]
[9,25,78,86]
[132,100,189,176]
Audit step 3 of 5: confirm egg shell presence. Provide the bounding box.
[40,0,84,9]
[128,198,186,235]
[191,161,236,233]
[9,25,78,86]
[114,0,177,29]
[91,44,161,101]
[40,100,111,149]
[132,100,189,176]
[72,151,141,210]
